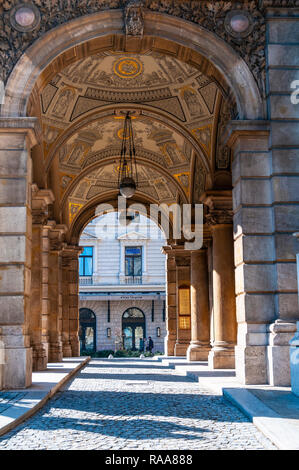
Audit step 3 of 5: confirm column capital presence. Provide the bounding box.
[0,117,42,148]
[223,120,270,149]
[48,223,67,252]
[31,184,55,225]
[62,244,82,260]
[200,190,233,226]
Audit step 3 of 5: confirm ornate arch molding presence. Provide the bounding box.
[46,104,212,175]
[61,154,190,210]
[2,8,264,120]
[68,191,173,245]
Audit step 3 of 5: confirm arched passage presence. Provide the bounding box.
[0,6,274,391]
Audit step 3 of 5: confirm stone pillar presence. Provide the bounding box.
[174,249,191,356]
[41,223,51,360]
[225,122,275,384]
[187,249,211,361]
[162,246,177,356]
[48,224,66,362]
[68,247,81,357]
[61,251,72,357]
[0,118,39,388]
[264,8,299,385]
[202,191,237,369]
[30,186,54,370]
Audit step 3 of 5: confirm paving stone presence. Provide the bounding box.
[0,359,277,450]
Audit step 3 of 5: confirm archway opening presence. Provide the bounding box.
[78,210,167,356]
[122,308,145,351]
[79,308,97,354]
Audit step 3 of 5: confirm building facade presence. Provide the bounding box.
[0,1,298,391]
[78,212,166,353]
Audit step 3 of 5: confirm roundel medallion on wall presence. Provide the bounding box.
[10,3,41,33]
[224,10,253,39]
[113,57,143,79]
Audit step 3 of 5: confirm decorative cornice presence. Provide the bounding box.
[0,117,42,148]
[223,119,270,148]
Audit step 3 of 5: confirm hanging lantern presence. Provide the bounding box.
[118,112,138,198]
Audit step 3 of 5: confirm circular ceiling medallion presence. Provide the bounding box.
[117,128,132,140]
[224,10,253,38]
[113,58,143,79]
[10,3,40,32]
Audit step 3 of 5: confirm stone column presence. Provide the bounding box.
[48,224,66,362]
[61,250,72,357]
[162,246,177,356]
[187,249,211,361]
[0,118,39,388]
[30,186,54,370]
[68,247,81,357]
[41,223,51,361]
[225,122,275,384]
[174,249,191,356]
[202,191,237,369]
[264,8,299,386]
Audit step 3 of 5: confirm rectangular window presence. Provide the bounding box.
[125,246,142,277]
[79,246,93,276]
[178,287,191,330]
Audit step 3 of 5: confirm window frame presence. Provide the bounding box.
[125,245,142,277]
[79,246,94,277]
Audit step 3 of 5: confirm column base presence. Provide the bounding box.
[235,345,267,384]
[266,320,297,386]
[48,342,63,362]
[3,347,32,389]
[186,342,210,361]
[174,341,189,356]
[164,334,176,356]
[70,336,80,357]
[32,344,47,371]
[62,341,73,357]
[208,347,235,369]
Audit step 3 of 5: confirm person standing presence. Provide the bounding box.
[148,336,154,354]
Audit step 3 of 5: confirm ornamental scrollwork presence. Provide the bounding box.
[205,209,234,226]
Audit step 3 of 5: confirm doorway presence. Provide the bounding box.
[122,307,145,351]
[79,308,96,353]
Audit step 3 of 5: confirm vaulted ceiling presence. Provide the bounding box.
[28,50,233,231]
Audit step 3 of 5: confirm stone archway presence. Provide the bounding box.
[2,10,263,119]
[0,6,280,391]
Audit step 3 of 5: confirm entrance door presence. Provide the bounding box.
[79,308,96,353]
[122,308,145,351]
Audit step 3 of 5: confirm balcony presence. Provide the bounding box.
[122,276,143,285]
[79,276,93,286]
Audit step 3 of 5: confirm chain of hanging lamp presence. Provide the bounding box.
[118,111,138,198]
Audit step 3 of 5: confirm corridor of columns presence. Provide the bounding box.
[0,3,298,398]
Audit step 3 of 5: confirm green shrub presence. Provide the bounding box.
[80,349,164,358]
[80,349,114,358]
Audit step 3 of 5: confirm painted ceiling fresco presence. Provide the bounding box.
[38,51,228,226]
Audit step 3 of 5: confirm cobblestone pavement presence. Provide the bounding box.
[0,359,277,450]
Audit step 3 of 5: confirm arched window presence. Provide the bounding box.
[122,308,145,351]
[79,308,96,353]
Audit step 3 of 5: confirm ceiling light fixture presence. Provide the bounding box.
[118,112,138,198]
